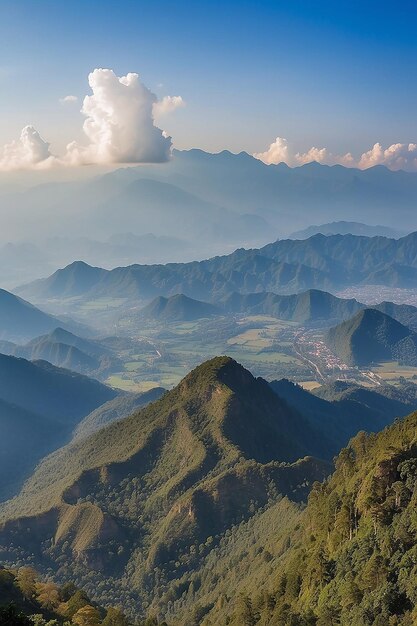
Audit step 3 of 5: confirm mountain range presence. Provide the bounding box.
[2,149,417,292]
[17,231,417,308]
[289,220,405,239]
[4,150,417,235]
[128,290,417,334]
[1,356,416,622]
[0,357,334,616]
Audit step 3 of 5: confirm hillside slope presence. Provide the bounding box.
[0,357,330,619]
[326,308,417,365]
[220,409,417,625]
[17,231,417,305]
[269,378,416,457]
[139,294,220,322]
[222,288,362,323]
[74,386,166,439]
[0,354,116,501]
[0,288,83,341]
[3,327,120,377]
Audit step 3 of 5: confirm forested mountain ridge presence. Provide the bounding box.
[326,308,417,366]
[221,289,363,323]
[220,409,417,625]
[2,358,417,623]
[17,231,417,304]
[0,357,330,620]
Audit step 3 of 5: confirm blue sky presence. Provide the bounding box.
[0,0,416,161]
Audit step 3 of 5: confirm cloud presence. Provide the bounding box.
[66,68,172,165]
[295,146,329,165]
[359,142,417,171]
[0,125,55,171]
[0,68,184,170]
[59,95,78,104]
[253,137,417,171]
[153,95,185,116]
[254,137,350,167]
[253,137,290,166]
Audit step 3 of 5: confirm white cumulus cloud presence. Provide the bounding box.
[359,142,417,171]
[0,68,184,170]
[253,137,290,165]
[253,137,417,171]
[153,95,185,116]
[65,68,172,165]
[0,125,55,171]
[254,137,356,167]
[59,95,78,104]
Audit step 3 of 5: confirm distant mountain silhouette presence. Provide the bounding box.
[221,289,362,323]
[1,327,119,377]
[18,232,417,304]
[0,287,87,341]
[289,221,404,239]
[139,294,220,321]
[0,353,116,500]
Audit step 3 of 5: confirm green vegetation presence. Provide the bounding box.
[74,388,166,439]
[0,565,157,626]
[220,410,417,625]
[17,232,417,307]
[326,308,417,366]
[138,295,219,322]
[3,356,417,623]
[221,289,363,323]
[0,357,330,620]
[107,315,310,392]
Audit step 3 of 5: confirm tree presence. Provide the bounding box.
[391,481,409,508]
[60,582,78,602]
[16,567,37,600]
[35,582,60,611]
[66,591,90,619]
[72,605,101,626]
[361,553,387,591]
[102,608,129,626]
[233,595,256,626]
[31,617,59,626]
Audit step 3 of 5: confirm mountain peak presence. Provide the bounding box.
[139,293,219,322]
[179,355,250,390]
[326,308,417,366]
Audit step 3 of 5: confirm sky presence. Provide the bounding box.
[0,0,417,172]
